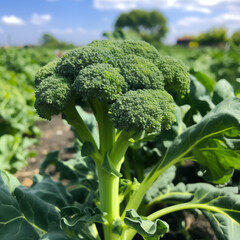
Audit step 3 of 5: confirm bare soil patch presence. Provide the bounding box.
[15,115,74,186]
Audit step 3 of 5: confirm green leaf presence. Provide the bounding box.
[60,206,105,239]
[190,184,240,240]
[147,183,240,240]
[81,141,96,157]
[0,171,73,239]
[40,224,75,240]
[156,97,240,184]
[39,151,98,205]
[191,70,216,92]
[124,209,169,240]
[14,186,61,232]
[0,134,37,173]
[28,175,73,209]
[0,170,20,193]
[112,218,124,235]
[119,178,140,203]
[224,137,240,150]
[145,166,176,203]
[102,154,122,177]
[212,79,235,105]
[193,138,240,184]
[0,172,40,240]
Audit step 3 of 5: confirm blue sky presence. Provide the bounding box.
[0,0,240,46]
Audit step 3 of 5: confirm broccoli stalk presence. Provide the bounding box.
[34,39,190,240]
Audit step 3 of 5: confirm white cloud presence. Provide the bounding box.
[167,10,240,44]
[176,11,240,31]
[184,5,211,14]
[1,15,25,25]
[30,14,52,25]
[195,0,239,6]
[177,17,203,27]
[93,0,239,14]
[94,0,137,10]
[213,13,240,23]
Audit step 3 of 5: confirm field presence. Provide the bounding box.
[0,42,240,240]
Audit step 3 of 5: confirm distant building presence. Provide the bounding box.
[176,37,198,47]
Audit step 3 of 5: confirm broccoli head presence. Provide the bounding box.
[34,40,190,150]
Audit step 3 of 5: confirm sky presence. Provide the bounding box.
[0,0,240,46]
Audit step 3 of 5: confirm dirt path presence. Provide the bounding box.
[15,115,74,186]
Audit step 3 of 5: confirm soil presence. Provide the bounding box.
[15,115,74,186]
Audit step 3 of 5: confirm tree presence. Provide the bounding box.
[40,33,59,46]
[196,28,228,46]
[231,30,240,46]
[102,28,142,41]
[40,33,75,49]
[114,10,168,43]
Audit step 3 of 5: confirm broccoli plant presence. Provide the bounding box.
[34,40,190,238]
[1,40,240,240]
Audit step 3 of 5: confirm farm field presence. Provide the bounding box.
[0,41,240,240]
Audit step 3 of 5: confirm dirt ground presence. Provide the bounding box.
[15,115,74,186]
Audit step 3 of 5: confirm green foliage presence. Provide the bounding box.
[124,209,169,239]
[114,10,168,43]
[0,46,56,172]
[0,171,73,240]
[156,44,240,88]
[1,94,240,239]
[103,28,142,41]
[0,135,36,173]
[145,167,240,240]
[196,27,228,46]
[0,47,56,75]
[230,30,240,47]
[40,33,75,49]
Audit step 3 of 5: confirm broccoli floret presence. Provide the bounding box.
[110,89,175,133]
[55,46,114,79]
[74,63,126,101]
[35,74,72,120]
[156,55,190,94]
[89,39,160,62]
[35,60,59,86]
[34,39,190,162]
[117,55,164,91]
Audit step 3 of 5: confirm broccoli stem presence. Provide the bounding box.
[110,130,142,169]
[89,100,115,156]
[63,102,102,162]
[87,100,124,240]
[96,163,120,240]
[120,152,181,223]
[110,131,133,167]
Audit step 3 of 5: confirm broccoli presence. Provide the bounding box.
[34,39,190,239]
